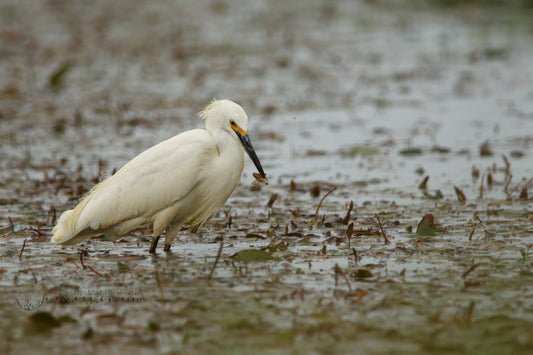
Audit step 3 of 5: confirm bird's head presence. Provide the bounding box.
[198,99,266,179]
[199,99,248,134]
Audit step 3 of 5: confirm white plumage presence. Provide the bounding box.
[51,100,266,253]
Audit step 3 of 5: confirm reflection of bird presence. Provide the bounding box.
[51,100,267,253]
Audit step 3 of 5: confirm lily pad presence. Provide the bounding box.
[25,312,62,335]
[415,214,436,236]
[340,145,381,157]
[351,268,373,279]
[232,249,274,262]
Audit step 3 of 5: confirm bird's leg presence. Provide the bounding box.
[163,224,181,253]
[149,235,160,254]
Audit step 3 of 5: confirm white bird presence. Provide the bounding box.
[51,99,267,253]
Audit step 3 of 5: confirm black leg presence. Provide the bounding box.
[163,243,171,252]
[149,235,160,254]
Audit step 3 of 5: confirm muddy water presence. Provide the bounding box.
[1,1,533,354]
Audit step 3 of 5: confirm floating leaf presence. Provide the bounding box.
[268,242,288,253]
[479,140,493,157]
[49,61,72,88]
[418,176,429,190]
[454,186,467,204]
[340,145,381,157]
[346,222,354,240]
[232,249,274,262]
[306,149,327,156]
[147,320,161,331]
[399,148,422,156]
[423,189,444,200]
[310,185,321,198]
[275,330,297,343]
[431,145,451,153]
[519,188,528,200]
[416,214,436,236]
[244,233,265,239]
[117,261,130,273]
[25,312,62,335]
[351,268,372,279]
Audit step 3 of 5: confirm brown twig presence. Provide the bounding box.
[79,249,101,276]
[19,239,27,261]
[267,193,278,208]
[49,206,57,226]
[340,201,354,224]
[87,265,103,277]
[0,217,15,234]
[334,264,352,292]
[462,263,481,278]
[352,248,358,266]
[290,289,305,300]
[454,186,467,204]
[29,220,43,237]
[207,239,224,281]
[464,300,476,323]
[80,249,86,269]
[68,259,80,269]
[315,186,337,215]
[418,175,429,190]
[376,216,390,244]
[155,270,166,303]
[468,229,475,241]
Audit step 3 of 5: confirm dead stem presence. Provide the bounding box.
[290,289,305,300]
[155,270,166,303]
[87,265,103,277]
[462,263,482,278]
[19,239,27,261]
[464,300,476,323]
[340,200,354,224]
[334,263,352,292]
[468,229,476,241]
[454,186,467,204]
[29,220,43,237]
[267,193,278,208]
[80,249,86,269]
[376,216,390,244]
[207,239,224,281]
[479,173,485,199]
[352,247,358,266]
[0,218,15,234]
[315,186,337,215]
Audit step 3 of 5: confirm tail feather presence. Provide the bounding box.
[51,209,76,244]
[51,195,96,245]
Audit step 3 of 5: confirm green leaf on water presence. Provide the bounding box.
[351,268,373,279]
[268,242,288,253]
[340,145,381,157]
[25,311,62,335]
[117,261,130,273]
[49,61,72,88]
[399,148,423,156]
[275,329,297,343]
[415,214,436,236]
[232,249,274,262]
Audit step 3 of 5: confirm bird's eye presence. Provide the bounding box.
[230,120,236,126]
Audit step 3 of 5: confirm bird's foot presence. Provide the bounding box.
[149,236,160,254]
[163,243,171,252]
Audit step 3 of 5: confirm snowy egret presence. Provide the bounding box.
[51,99,267,253]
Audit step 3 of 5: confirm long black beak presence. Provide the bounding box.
[235,131,266,178]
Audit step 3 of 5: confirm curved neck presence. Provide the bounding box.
[211,128,243,158]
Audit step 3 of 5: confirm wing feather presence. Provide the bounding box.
[76,129,216,232]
